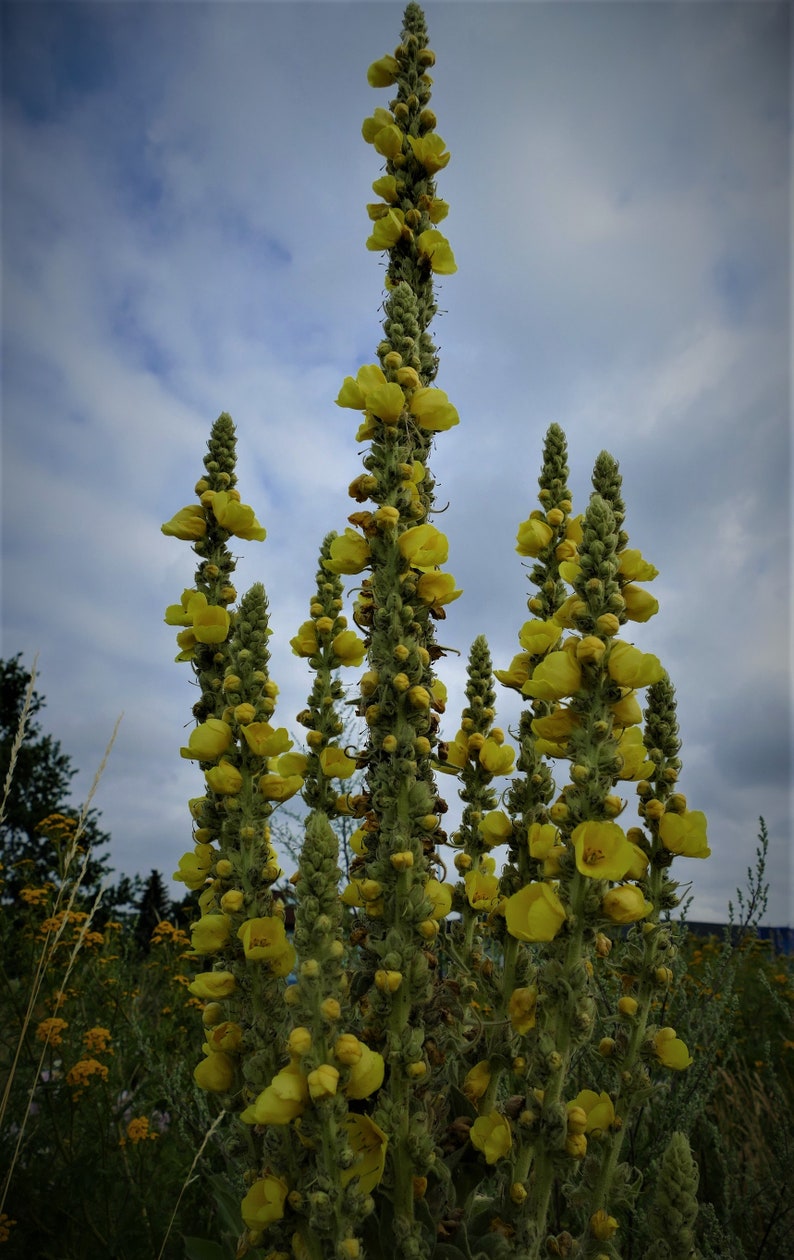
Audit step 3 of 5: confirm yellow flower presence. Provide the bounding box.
[372,174,399,202]
[508,987,538,1035]
[365,380,406,421]
[36,1016,68,1047]
[424,879,454,920]
[463,1061,491,1103]
[245,1062,309,1125]
[323,528,371,575]
[194,1051,235,1093]
[654,1027,693,1070]
[601,884,653,923]
[464,868,501,912]
[590,1209,619,1241]
[335,363,387,410]
[408,387,460,432]
[190,914,231,955]
[618,549,658,582]
[416,571,462,608]
[407,132,451,172]
[398,523,449,569]
[207,491,266,541]
[204,759,243,796]
[66,1057,109,1091]
[611,691,643,727]
[522,651,583,701]
[259,773,303,802]
[237,916,289,961]
[318,746,358,779]
[367,54,399,86]
[444,728,470,769]
[307,1064,340,1100]
[241,1175,289,1230]
[361,107,394,142]
[345,1044,385,1099]
[622,584,659,622]
[290,621,319,657]
[192,602,231,644]
[518,619,562,655]
[188,971,237,1000]
[658,810,710,859]
[527,822,560,860]
[241,723,293,758]
[340,1115,388,1196]
[494,652,533,690]
[479,739,515,776]
[478,810,512,848]
[206,1021,244,1054]
[173,847,213,890]
[332,629,367,666]
[161,505,206,540]
[416,229,457,274]
[531,708,579,743]
[505,882,566,942]
[470,1112,512,1164]
[516,517,553,557]
[573,821,634,881]
[372,123,403,159]
[615,727,655,779]
[607,641,664,689]
[572,1089,616,1135]
[180,718,233,762]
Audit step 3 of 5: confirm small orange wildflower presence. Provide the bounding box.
[36,1017,69,1047]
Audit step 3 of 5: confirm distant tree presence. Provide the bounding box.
[133,869,173,953]
[0,654,112,904]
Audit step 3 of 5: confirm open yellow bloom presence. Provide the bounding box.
[424,879,454,920]
[204,759,243,796]
[318,746,358,779]
[259,773,303,802]
[470,1112,512,1164]
[478,810,512,848]
[336,363,387,409]
[518,619,562,655]
[478,739,515,776]
[208,491,266,541]
[407,132,451,172]
[416,229,457,274]
[615,727,655,779]
[237,916,288,960]
[332,629,367,666]
[505,882,566,942]
[658,810,710,859]
[365,379,406,421]
[508,986,538,1034]
[194,1051,235,1093]
[290,621,318,657]
[192,603,231,644]
[244,1061,309,1125]
[522,650,583,701]
[573,821,634,881]
[323,528,371,575]
[409,387,459,432]
[161,505,206,540]
[340,1115,388,1196]
[494,652,533,689]
[571,1089,616,1135]
[622,583,659,622]
[607,641,664,689]
[654,1027,693,1069]
[398,523,449,569]
[601,884,653,923]
[516,516,553,556]
[188,971,237,1000]
[190,914,231,955]
[241,1175,288,1231]
[367,54,399,87]
[180,718,233,762]
[416,571,462,608]
[531,708,580,743]
[464,868,501,912]
[241,723,292,759]
[173,847,213,890]
[463,1061,491,1103]
[527,822,560,860]
[345,1044,385,1099]
[618,549,658,582]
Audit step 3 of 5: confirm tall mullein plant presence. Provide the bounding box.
[329,6,461,1254]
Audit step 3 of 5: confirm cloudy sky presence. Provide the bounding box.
[2,1,790,925]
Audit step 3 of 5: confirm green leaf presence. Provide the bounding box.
[183,1238,229,1260]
